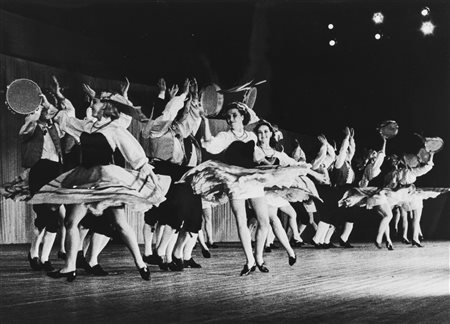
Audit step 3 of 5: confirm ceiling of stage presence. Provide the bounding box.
[1,0,449,167]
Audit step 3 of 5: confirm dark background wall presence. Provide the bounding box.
[0,0,448,241]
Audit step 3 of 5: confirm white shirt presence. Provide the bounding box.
[201,130,257,155]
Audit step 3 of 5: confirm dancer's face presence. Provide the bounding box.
[90,99,106,119]
[225,108,244,129]
[256,125,273,146]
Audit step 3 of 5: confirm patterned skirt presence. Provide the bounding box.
[28,164,171,215]
[180,160,318,204]
[338,185,449,211]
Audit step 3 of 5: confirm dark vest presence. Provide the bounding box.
[21,125,62,168]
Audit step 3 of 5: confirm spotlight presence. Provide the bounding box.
[420,21,435,35]
[421,7,430,17]
[374,33,382,40]
[328,24,334,30]
[329,40,336,46]
[372,12,384,24]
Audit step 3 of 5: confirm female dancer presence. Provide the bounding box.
[183,102,310,275]
[30,81,170,281]
[254,120,323,265]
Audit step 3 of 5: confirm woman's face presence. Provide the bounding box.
[256,125,272,145]
[90,99,106,119]
[225,108,244,129]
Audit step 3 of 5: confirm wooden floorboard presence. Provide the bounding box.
[0,242,449,324]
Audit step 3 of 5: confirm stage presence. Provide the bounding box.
[0,242,448,323]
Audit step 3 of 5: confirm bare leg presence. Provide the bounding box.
[63,204,88,273]
[298,223,307,236]
[375,204,393,246]
[250,197,270,266]
[230,199,255,267]
[308,212,318,231]
[266,227,275,248]
[197,229,209,250]
[203,207,215,245]
[393,207,400,234]
[268,206,295,258]
[279,204,301,242]
[110,208,146,269]
[400,208,409,242]
[86,233,110,267]
[412,206,423,243]
[155,223,164,247]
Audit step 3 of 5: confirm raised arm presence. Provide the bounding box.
[335,127,351,169]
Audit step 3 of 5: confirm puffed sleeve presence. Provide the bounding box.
[109,126,149,170]
[201,131,233,154]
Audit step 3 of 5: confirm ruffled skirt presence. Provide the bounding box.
[338,185,449,211]
[180,160,317,203]
[28,165,171,215]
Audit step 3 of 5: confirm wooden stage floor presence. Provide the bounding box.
[0,241,449,324]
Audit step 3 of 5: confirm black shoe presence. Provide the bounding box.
[201,247,211,258]
[270,243,278,249]
[322,243,330,249]
[386,242,394,251]
[412,240,424,248]
[47,269,76,282]
[326,242,338,249]
[57,251,67,260]
[310,239,322,249]
[138,266,151,281]
[143,254,163,265]
[339,238,354,248]
[240,263,256,276]
[168,257,184,271]
[374,241,382,249]
[42,261,54,272]
[418,234,424,241]
[28,252,41,271]
[184,258,202,268]
[89,264,109,276]
[264,246,272,253]
[289,255,297,266]
[292,240,305,248]
[76,251,90,271]
[401,238,411,244]
[207,242,219,249]
[159,262,169,271]
[256,262,269,273]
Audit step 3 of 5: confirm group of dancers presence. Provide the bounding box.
[1,75,447,282]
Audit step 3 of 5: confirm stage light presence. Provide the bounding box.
[329,40,336,46]
[420,21,435,35]
[374,33,382,40]
[421,7,430,17]
[372,12,384,24]
[328,24,334,30]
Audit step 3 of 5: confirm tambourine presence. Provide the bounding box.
[5,79,42,114]
[200,84,223,117]
[243,87,257,110]
[417,148,431,164]
[415,133,444,153]
[378,120,399,139]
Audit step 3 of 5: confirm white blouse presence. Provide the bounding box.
[55,99,148,170]
[201,130,257,155]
